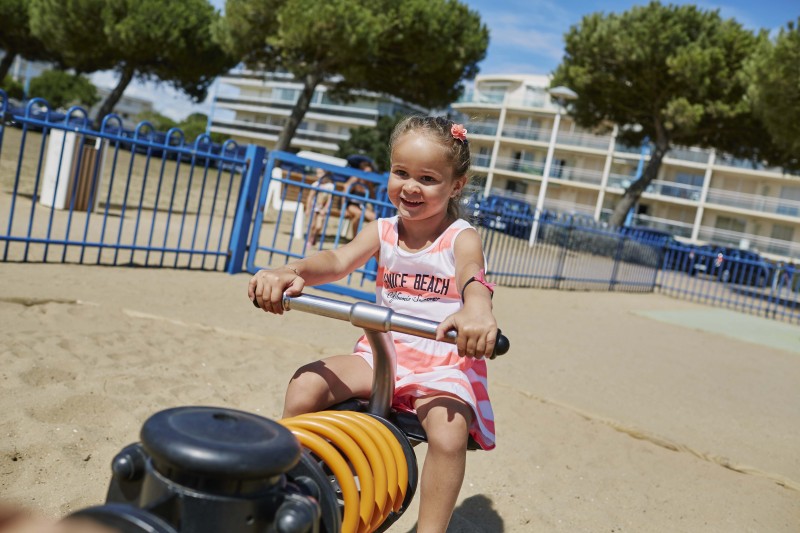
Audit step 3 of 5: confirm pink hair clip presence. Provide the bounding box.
[461,269,495,302]
[451,123,468,143]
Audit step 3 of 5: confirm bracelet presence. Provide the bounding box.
[284,265,300,276]
[461,269,496,302]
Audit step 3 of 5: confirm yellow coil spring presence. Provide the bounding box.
[280,411,409,533]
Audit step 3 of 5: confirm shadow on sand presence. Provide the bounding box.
[403,494,504,532]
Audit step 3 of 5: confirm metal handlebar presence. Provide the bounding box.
[281,293,510,417]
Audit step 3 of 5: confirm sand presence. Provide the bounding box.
[1,262,799,532]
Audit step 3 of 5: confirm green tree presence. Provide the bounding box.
[219,0,488,152]
[179,112,226,144]
[0,0,59,81]
[135,110,178,132]
[748,19,800,167]
[0,75,24,100]
[551,2,762,227]
[28,69,99,109]
[336,113,405,171]
[29,0,236,128]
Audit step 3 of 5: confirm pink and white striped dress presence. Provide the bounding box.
[354,216,495,450]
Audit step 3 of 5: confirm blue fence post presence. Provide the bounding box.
[226,144,266,274]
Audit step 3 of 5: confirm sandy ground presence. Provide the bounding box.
[1,262,799,532]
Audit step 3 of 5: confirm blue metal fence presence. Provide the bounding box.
[1,90,798,324]
[1,94,249,270]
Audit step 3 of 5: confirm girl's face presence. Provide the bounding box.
[388,132,465,222]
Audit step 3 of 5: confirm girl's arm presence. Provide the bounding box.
[435,228,498,358]
[248,220,380,314]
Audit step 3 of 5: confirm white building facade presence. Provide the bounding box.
[208,69,427,155]
[451,74,800,261]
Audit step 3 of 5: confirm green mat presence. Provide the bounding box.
[634,308,800,355]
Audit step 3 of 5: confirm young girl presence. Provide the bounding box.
[249,115,498,533]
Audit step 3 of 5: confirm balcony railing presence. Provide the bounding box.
[501,123,548,142]
[552,166,604,186]
[665,147,710,165]
[556,130,612,150]
[605,176,702,201]
[494,155,544,176]
[465,120,499,136]
[705,188,800,217]
[715,154,788,174]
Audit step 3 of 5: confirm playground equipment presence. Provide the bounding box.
[66,293,509,532]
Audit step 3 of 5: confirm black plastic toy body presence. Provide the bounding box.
[68,293,509,533]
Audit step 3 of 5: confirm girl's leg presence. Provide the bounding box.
[414,395,473,533]
[282,354,373,418]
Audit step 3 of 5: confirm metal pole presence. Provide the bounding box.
[529,108,561,246]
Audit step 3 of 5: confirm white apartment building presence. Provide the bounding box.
[451,74,800,261]
[208,69,427,155]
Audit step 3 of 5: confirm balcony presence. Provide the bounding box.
[552,166,604,186]
[556,130,612,150]
[605,176,702,201]
[705,188,800,218]
[456,89,504,105]
[715,154,789,175]
[472,153,492,168]
[665,147,710,165]
[465,120,499,136]
[494,155,544,176]
[501,123,548,142]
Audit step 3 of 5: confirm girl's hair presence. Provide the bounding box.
[389,115,471,220]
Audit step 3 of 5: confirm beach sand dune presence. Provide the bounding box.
[1,263,798,532]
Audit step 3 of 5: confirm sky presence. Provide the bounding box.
[91,0,799,122]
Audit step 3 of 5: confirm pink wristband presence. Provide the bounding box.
[461,269,496,302]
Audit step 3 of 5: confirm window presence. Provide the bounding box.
[771,224,794,242]
[481,84,508,103]
[505,180,527,195]
[277,88,299,102]
[715,216,746,233]
[778,186,800,216]
[524,86,546,107]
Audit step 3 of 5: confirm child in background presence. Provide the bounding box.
[304,167,336,250]
[249,116,498,533]
[343,160,377,233]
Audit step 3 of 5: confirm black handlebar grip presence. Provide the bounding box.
[491,329,510,359]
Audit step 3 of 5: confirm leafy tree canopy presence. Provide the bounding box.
[28,70,99,109]
[29,0,236,126]
[0,0,58,80]
[335,113,406,172]
[551,1,765,226]
[748,19,800,167]
[219,0,488,151]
